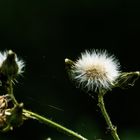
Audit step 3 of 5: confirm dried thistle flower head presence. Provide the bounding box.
[0,50,25,80]
[0,95,9,129]
[67,50,121,92]
[0,95,24,131]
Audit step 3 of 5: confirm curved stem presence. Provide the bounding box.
[98,92,120,140]
[23,109,88,140]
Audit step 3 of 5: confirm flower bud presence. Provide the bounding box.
[0,50,25,80]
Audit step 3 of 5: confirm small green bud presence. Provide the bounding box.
[0,50,18,80]
[65,58,75,81]
[114,71,140,89]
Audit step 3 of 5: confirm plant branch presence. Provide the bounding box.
[7,79,88,140]
[8,80,18,105]
[23,109,88,140]
[98,92,120,140]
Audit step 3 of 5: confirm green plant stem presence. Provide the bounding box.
[7,80,87,140]
[23,109,88,140]
[9,80,18,105]
[98,92,120,140]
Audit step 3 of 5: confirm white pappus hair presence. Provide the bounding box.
[71,50,121,92]
[15,55,25,75]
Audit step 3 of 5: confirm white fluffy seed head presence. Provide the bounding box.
[71,50,121,92]
[0,50,25,75]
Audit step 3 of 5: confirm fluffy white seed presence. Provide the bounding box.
[72,50,121,92]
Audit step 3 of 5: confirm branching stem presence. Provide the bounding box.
[7,79,87,140]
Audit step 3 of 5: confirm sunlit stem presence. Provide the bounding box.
[98,91,120,140]
[23,109,88,140]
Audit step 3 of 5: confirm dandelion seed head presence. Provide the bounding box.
[71,50,121,92]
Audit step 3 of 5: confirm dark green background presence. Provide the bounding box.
[0,0,140,140]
